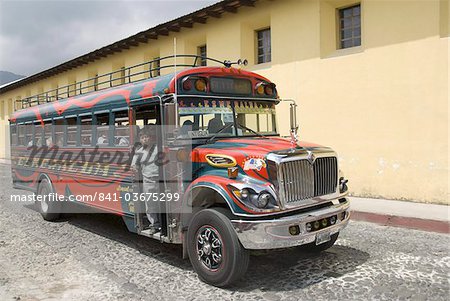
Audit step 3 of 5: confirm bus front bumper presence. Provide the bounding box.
[230,198,350,250]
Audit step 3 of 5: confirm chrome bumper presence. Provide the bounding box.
[231,198,350,250]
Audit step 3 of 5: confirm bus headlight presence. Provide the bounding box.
[257,192,271,208]
[240,188,250,200]
[195,79,207,92]
[228,185,278,212]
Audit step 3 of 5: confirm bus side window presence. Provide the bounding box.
[80,115,92,146]
[18,124,25,146]
[10,124,17,146]
[54,119,64,147]
[43,120,53,146]
[114,111,129,146]
[66,117,77,146]
[25,123,33,147]
[34,122,43,146]
[96,113,110,146]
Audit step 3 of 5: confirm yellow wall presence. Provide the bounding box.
[0,0,448,204]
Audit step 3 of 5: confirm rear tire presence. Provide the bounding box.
[36,178,61,221]
[301,232,339,253]
[187,208,249,287]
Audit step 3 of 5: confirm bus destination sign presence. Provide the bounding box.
[209,77,252,95]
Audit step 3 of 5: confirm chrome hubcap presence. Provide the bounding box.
[196,226,223,271]
[40,186,49,213]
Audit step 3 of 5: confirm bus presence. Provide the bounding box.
[9,56,350,287]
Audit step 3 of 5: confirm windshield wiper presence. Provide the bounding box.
[206,122,267,144]
[236,122,268,139]
[206,123,234,144]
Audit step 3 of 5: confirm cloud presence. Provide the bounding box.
[0,0,217,75]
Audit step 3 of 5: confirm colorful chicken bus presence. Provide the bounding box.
[9,56,350,287]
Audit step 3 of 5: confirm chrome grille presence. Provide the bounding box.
[278,157,338,205]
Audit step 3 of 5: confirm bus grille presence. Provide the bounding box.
[278,157,338,205]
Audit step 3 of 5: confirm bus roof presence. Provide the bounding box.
[11,66,275,124]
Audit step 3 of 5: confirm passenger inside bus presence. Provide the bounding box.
[97,133,108,145]
[82,136,91,146]
[207,116,223,133]
[180,120,193,136]
[115,127,129,146]
[46,137,54,147]
[117,136,129,146]
[55,136,63,147]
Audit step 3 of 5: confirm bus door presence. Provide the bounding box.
[130,101,166,235]
[160,101,192,244]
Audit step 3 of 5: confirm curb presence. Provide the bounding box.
[351,211,449,234]
[0,159,11,165]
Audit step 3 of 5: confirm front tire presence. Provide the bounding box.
[187,209,249,287]
[36,178,61,221]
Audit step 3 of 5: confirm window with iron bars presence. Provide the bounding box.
[338,4,361,49]
[198,45,207,66]
[153,58,161,77]
[256,28,271,64]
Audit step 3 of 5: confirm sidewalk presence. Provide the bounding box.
[350,197,449,234]
[0,158,11,165]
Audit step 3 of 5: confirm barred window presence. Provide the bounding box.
[256,28,271,64]
[198,45,207,66]
[338,4,361,49]
[153,57,161,77]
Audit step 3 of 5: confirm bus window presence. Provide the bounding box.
[179,115,194,137]
[135,107,157,135]
[80,115,92,146]
[34,122,43,146]
[136,119,145,127]
[10,124,17,146]
[18,124,25,146]
[96,113,110,146]
[54,119,64,147]
[66,117,77,146]
[25,123,33,147]
[114,111,129,146]
[44,120,53,147]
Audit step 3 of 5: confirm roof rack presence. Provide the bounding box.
[19,55,247,109]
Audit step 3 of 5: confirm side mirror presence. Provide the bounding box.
[289,102,298,131]
[283,99,298,146]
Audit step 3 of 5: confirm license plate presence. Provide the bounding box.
[316,230,331,245]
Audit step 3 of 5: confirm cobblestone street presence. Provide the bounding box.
[0,164,449,301]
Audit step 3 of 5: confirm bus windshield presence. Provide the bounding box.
[178,99,278,139]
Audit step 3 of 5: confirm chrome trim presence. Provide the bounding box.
[231,198,350,249]
[267,148,340,210]
[266,147,336,164]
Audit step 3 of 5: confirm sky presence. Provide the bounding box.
[0,0,218,76]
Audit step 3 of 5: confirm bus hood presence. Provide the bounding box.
[192,137,332,180]
[194,137,324,157]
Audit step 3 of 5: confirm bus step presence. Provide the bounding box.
[139,229,170,243]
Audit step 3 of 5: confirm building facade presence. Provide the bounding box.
[0,0,448,204]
